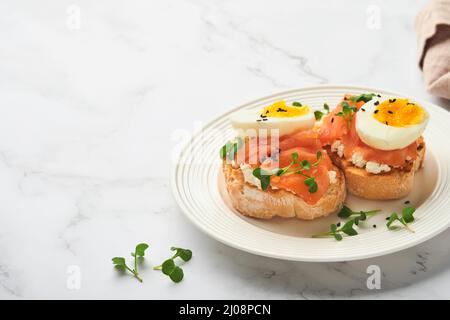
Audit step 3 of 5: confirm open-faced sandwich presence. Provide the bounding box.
[221,101,346,220]
[319,94,428,200]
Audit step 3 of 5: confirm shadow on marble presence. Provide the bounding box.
[213,228,450,299]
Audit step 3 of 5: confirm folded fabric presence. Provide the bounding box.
[415,0,450,99]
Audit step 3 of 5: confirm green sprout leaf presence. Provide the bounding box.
[330,224,337,233]
[387,213,400,230]
[135,243,149,257]
[334,233,343,241]
[292,101,302,107]
[341,220,358,236]
[300,160,311,170]
[402,207,416,223]
[112,257,127,270]
[171,247,193,262]
[338,206,353,218]
[291,152,299,163]
[169,267,184,283]
[220,137,243,160]
[314,110,324,120]
[351,93,376,103]
[252,167,271,190]
[304,177,318,193]
[314,103,330,120]
[219,144,228,160]
[161,259,176,275]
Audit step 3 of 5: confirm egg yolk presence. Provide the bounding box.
[261,101,310,118]
[373,98,425,127]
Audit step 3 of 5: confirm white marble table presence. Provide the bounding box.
[1,0,449,299]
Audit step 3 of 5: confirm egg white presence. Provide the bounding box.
[355,95,429,150]
[229,107,315,137]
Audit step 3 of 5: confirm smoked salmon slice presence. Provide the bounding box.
[236,131,334,205]
[319,96,418,167]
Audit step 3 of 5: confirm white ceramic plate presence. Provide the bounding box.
[171,85,450,262]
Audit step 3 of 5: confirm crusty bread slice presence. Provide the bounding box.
[222,162,346,220]
[327,142,426,200]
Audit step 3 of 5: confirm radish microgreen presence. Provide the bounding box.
[338,205,381,222]
[153,247,192,283]
[314,103,330,120]
[312,206,381,241]
[312,219,358,241]
[349,93,376,103]
[336,101,358,128]
[112,243,149,283]
[386,207,416,233]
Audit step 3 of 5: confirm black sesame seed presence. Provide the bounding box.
[374,110,379,114]
[389,98,396,103]
[386,217,389,220]
[377,94,381,97]
[256,119,262,122]
[361,108,366,112]
[374,101,380,106]
[404,200,411,204]
[407,102,415,106]
[388,110,394,114]
[262,118,268,121]
[336,222,341,227]
[373,224,377,228]
[266,110,269,114]
[331,117,335,123]
[385,121,389,125]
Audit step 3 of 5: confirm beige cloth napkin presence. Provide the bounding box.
[415,0,450,99]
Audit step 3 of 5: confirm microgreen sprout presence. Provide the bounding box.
[335,93,375,126]
[386,207,416,233]
[314,103,330,120]
[154,247,193,283]
[252,167,272,190]
[336,101,358,127]
[112,243,149,283]
[349,93,376,104]
[252,151,322,193]
[312,206,381,241]
[312,220,357,241]
[338,206,381,224]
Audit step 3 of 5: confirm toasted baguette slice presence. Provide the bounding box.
[327,142,426,200]
[222,162,346,220]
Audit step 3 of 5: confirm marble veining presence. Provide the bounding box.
[0,0,449,299]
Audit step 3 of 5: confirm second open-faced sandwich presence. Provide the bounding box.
[221,101,346,220]
[319,94,428,200]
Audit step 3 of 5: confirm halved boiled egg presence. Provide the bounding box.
[356,95,429,150]
[230,100,315,137]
